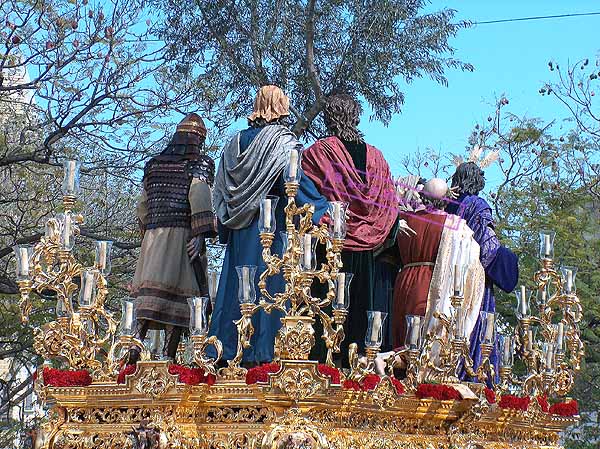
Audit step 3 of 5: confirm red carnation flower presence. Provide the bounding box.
[416,384,461,401]
[317,364,341,384]
[43,367,92,387]
[342,379,361,391]
[549,400,578,417]
[498,394,530,411]
[361,374,381,391]
[168,364,214,386]
[390,377,405,395]
[484,388,496,404]
[117,364,136,384]
[537,395,549,413]
[245,363,280,385]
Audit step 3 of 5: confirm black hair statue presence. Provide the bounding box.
[451,162,485,195]
[323,93,364,143]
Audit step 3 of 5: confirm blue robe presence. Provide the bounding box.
[209,127,329,363]
[447,194,518,383]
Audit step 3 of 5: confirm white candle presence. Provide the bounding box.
[63,215,71,248]
[539,288,547,305]
[484,313,495,341]
[209,272,218,299]
[194,301,204,332]
[97,241,107,270]
[242,267,250,302]
[409,316,421,346]
[370,312,382,343]
[456,307,465,338]
[453,264,462,295]
[65,161,76,192]
[303,233,312,268]
[288,149,298,180]
[337,273,346,305]
[520,286,528,316]
[81,272,94,305]
[545,345,554,370]
[124,301,134,330]
[565,269,573,293]
[151,330,161,353]
[333,202,342,235]
[526,329,534,352]
[556,322,564,350]
[544,234,551,257]
[263,199,271,229]
[18,247,30,276]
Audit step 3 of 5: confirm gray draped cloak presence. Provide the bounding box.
[213,124,300,229]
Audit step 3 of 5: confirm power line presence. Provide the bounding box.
[475,11,600,25]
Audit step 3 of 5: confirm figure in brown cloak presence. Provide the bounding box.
[130,113,216,362]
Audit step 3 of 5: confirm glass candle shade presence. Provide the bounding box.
[515,285,531,319]
[327,201,348,240]
[208,270,219,306]
[58,213,75,251]
[554,322,566,354]
[236,265,257,304]
[539,230,556,260]
[560,266,578,295]
[333,272,353,310]
[78,270,97,307]
[280,232,290,256]
[259,196,279,234]
[499,334,514,368]
[452,237,471,297]
[453,306,468,340]
[452,264,468,297]
[525,325,538,353]
[119,298,136,336]
[405,315,424,349]
[300,232,317,271]
[145,329,165,360]
[95,240,113,276]
[62,160,81,196]
[13,245,33,281]
[56,296,73,318]
[365,311,388,348]
[479,311,496,344]
[537,284,549,308]
[188,296,209,336]
[284,148,302,183]
[543,342,556,372]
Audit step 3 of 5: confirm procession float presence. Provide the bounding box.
[13,160,584,449]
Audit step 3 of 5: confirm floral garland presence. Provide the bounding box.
[117,364,137,384]
[168,364,216,386]
[41,367,92,387]
[537,395,550,413]
[343,374,405,395]
[498,394,531,411]
[549,400,579,417]
[484,387,496,404]
[245,363,281,385]
[416,384,461,401]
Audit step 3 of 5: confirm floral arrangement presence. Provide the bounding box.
[168,364,216,386]
[498,394,531,411]
[117,364,137,384]
[416,383,461,401]
[317,364,341,384]
[549,400,579,417]
[484,387,496,404]
[245,363,281,385]
[536,395,549,413]
[41,367,93,387]
[343,374,405,395]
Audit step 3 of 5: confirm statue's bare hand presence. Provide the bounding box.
[447,185,460,200]
[398,219,416,236]
[187,237,202,262]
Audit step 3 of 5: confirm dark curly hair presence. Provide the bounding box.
[323,93,364,143]
[451,162,485,195]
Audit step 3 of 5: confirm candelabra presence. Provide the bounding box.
[221,149,349,378]
[14,161,120,379]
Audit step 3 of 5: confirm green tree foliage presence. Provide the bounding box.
[153,0,473,136]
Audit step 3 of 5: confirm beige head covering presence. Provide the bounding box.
[248,85,290,122]
[422,178,448,200]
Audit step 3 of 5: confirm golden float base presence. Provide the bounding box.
[38,361,576,449]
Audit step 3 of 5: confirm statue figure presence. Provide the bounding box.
[210,85,329,364]
[130,113,216,362]
[446,158,519,380]
[301,93,409,360]
[391,177,484,349]
[129,420,160,449]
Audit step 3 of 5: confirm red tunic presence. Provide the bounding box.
[392,211,446,349]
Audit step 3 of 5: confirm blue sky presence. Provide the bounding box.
[361,1,600,185]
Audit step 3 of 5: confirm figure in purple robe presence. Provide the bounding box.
[446,162,519,383]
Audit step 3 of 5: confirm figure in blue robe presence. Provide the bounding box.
[446,162,519,382]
